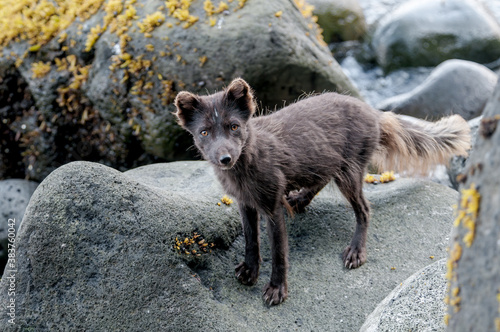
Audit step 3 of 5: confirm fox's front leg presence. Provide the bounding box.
[235,203,261,285]
[262,207,289,305]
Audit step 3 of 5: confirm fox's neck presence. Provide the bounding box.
[239,121,259,166]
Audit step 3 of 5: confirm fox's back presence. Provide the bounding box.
[250,93,381,189]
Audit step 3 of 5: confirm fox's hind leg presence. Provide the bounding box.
[334,171,370,269]
[285,183,326,213]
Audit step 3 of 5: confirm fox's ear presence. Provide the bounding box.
[175,91,200,128]
[225,78,256,119]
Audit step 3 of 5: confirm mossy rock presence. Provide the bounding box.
[309,0,367,42]
[372,0,500,72]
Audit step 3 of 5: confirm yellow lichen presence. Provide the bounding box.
[204,0,215,15]
[31,61,51,78]
[85,24,104,52]
[145,44,155,52]
[173,231,214,256]
[293,0,326,46]
[0,0,105,51]
[221,195,233,205]
[364,174,377,183]
[454,184,481,247]
[137,11,165,33]
[497,290,500,331]
[364,171,396,184]
[199,55,207,67]
[275,10,283,18]
[380,171,396,183]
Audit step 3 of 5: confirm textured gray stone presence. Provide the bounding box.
[0,179,38,269]
[0,161,458,331]
[377,60,498,120]
[446,81,500,331]
[360,258,447,332]
[372,0,500,72]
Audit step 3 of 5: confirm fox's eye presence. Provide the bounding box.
[200,130,208,136]
[231,124,239,131]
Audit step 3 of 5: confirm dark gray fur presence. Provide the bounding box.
[174,78,469,306]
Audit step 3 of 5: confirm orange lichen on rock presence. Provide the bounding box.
[454,183,481,247]
[293,0,326,46]
[173,231,215,256]
[364,171,396,184]
[137,11,165,33]
[220,195,233,205]
[31,61,51,78]
[0,0,105,50]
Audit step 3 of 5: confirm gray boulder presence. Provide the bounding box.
[0,0,359,181]
[0,180,38,270]
[445,81,500,331]
[360,258,447,332]
[447,116,482,190]
[377,60,498,120]
[372,0,500,72]
[309,0,368,42]
[0,161,458,331]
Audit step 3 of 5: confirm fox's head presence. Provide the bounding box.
[174,78,256,170]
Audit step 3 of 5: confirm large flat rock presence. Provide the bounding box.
[0,161,458,331]
[361,258,447,332]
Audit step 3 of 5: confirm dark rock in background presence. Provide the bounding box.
[372,0,500,72]
[447,116,481,190]
[309,0,368,42]
[377,60,498,120]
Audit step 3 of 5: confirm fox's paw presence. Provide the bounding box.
[262,282,288,306]
[342,245,367,269]
[235,262,259,285]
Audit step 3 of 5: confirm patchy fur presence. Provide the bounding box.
[174,78,470,306]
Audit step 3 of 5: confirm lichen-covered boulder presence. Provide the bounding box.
[377,60,498,120]
[445,81,500,331]
[0,161,459,331]
[0,0,359,182]
[308,0,367,42]
[372,0,500,72]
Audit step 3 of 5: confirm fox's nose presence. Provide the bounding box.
[219,155,232,165]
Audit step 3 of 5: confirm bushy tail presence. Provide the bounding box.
[371,112,471,174]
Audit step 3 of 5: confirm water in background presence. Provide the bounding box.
[337,0,500,108]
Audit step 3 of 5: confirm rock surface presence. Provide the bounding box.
[309,0,367,42]
[360,258,447,332]
[372,0,500,72]
[0,180,38,271]
[445,81,500,331]
[0,161,458,331]
[447,116,481,190]
[377,60,498,120]
[0,0,359,181]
